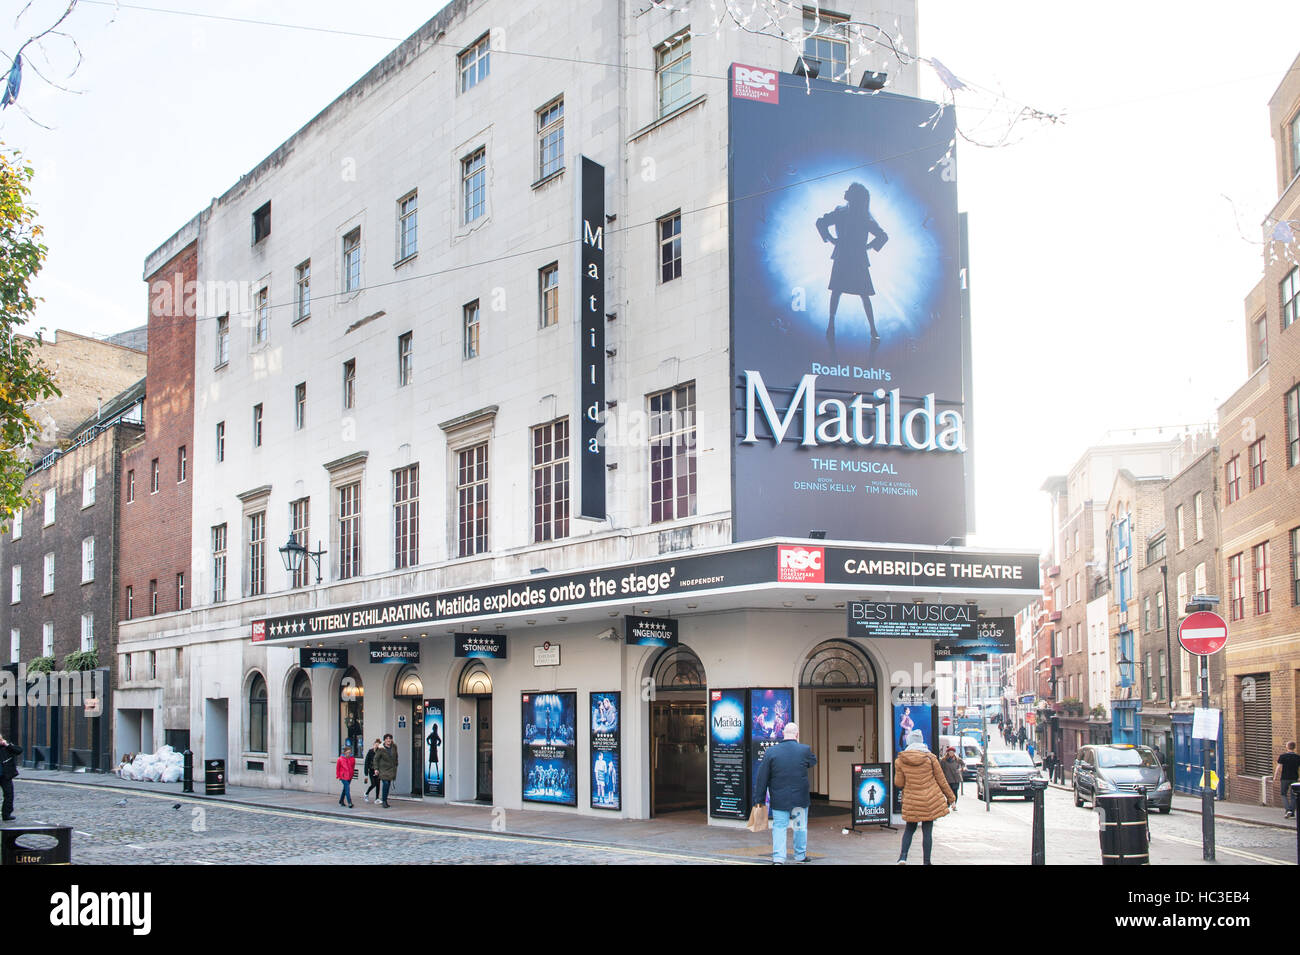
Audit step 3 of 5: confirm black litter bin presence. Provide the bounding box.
[1097,792,1149,865]
[205,758,226,795]
[2,826,72,865]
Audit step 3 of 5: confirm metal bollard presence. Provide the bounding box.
[1030,778,1047,865]
[1292,783,1299,865]
[1098,793,1149,865]
[182,749,194,794]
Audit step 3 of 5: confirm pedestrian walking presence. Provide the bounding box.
[752,722,818,864]
[336,747,356,808]
[1043,751,1055,782]
[1016,725,1027,749]
[0,732,22,821]
[894,730,954,865]
[374,733,399,808]
[1026,739,1036,762]
[940,746,964,809]
[1274,741,1300,817]
[363,738,381,803]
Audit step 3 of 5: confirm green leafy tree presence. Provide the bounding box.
[0,144,61,526]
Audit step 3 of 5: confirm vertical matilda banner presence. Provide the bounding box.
[577,155,606,520]
[423,699,445,797]
[728,67,969,545]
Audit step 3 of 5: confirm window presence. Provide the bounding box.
[295,260,311,322]
[1291,111,1300,180]
[44,487,54,525]
[393,465,419,569]
[338,483,361,579]
[253,404,263,448]
[249,673,268,753]
[458,32,490,93]
[43,552,54,595]
[212,524,228,603]
[1194,561,1207,598]
[177,572,185,611]
[802,8,850,82]
[1066,577,1073,606]
[80,613,94,652]
[216,314,230,367]
[1249,438,1266,490]
[11,507,20,538]
[149,650,157,679]
[457,444,489,558]
[124,652,132,681]
[9,629,17,664]
[10,566,19,604]
[252,201,271,243]
[398,332,414,386]
[463,302,480,360]
[649,382,697,523]
[1254,541,1271,614]
[1255,315,1268,368]
[462,148,487,224]
[536,97,564,180]
[1292,527,1300,606]
[656,33,691,116]
[398,192,418,260]
[1241,672,1273,776]
[1145,652,1154,700]
[1158,650,1167,700]
[294,382,306,430]
[289,670,312,756]
[1287,386,1300,469]
[42,621,53,658]
[151,458,160,493]
[81,537,95,583]
[1176,573,1187,618]
[1175,504,1185,551]
[255,286,269,344]
[532,419,570,543]
[1283,266,1299,331]
[1229,552,1244,621]
[125,585,133,620]
[1146,536,1165,564]
[658,211,682,283]
[343,359,356,410]
[82,466,95,507]
[150,579,158,616]
[1155,589,1165,630]
[1194,491,1204,540]
[343,228,361,292]
[539,263,559,328]
[1143,595,1151,632]
[248,512,266,597]
[290,498,310,588]
[1225,455,1241,504]
[177,446,187,483]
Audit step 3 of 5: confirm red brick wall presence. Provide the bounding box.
[119,242,196,620]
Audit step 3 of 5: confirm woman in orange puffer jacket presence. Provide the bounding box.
[893,730,955,864]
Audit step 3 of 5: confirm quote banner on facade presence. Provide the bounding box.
[729,67,968,546]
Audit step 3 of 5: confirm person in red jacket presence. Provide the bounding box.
[336,747,356,808]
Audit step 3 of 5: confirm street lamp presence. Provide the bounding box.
[279,534,326,585]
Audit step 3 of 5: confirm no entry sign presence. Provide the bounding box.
[1179,611,1228,655]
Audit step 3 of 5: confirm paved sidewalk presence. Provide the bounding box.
[1046,779,1296,832]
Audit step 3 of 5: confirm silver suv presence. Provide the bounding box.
[975,749,1042,800]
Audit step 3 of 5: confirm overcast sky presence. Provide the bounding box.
[3,0,1298,555]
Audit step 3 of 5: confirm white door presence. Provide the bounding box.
[826,706,865,801]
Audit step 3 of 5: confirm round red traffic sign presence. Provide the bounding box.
[1178,610,1228,655]
[941,717,951,727]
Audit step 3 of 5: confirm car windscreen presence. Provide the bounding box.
[1097,748,1159,768]
[990,752,1034,767]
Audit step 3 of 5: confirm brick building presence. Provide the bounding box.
[1216,49,1300,809]
[115,221,198,756]
[0,382,144,770]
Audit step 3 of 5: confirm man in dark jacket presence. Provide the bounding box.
[0,732,22,821]
[373,734,399,808]
[753,723,818,864]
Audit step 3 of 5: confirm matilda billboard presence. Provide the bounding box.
[729,66,969,545]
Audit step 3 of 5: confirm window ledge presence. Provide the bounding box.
[214,361,229,372]
[393,253,418,269]
[628,94,707,144]
[291,314,311,328]
[531,167,566,190]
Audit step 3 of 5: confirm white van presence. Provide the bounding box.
[939,734,983,781]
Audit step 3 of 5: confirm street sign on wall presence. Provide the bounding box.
[1178,611,1228,656]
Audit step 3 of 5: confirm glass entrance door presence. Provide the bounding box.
[476,697,493,801]
[651,700,707,814]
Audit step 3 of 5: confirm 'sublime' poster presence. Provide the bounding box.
[729,66,969,545]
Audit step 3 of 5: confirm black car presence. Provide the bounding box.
[1072,744,1172,813]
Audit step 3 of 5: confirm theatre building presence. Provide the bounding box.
[117,0,1039,821]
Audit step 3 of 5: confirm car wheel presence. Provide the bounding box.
[1158,806,1171,814]
[1023,794,1033,801]
[1073,784,1082,807]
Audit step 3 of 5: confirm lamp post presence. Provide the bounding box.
[279,534,326,585]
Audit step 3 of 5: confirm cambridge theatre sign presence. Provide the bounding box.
[250,543,1039,642]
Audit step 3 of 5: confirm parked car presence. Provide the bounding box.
[1072,744,1172,813]
[975,749,1042,800]
[940,734,985,781]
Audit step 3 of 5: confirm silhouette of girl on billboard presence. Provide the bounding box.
[816,182,888,348]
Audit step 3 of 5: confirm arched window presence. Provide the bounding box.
[340,667,364,757]
[289,670,312,755]
[799,640,877,688]
[652,645,706,690]
[395,664,424,698]
[248,673,268,752]
[458,660,493,697]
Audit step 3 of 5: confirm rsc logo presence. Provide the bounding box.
[778,545,825,583]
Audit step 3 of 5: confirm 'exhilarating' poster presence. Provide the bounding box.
[522,691,577,807]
